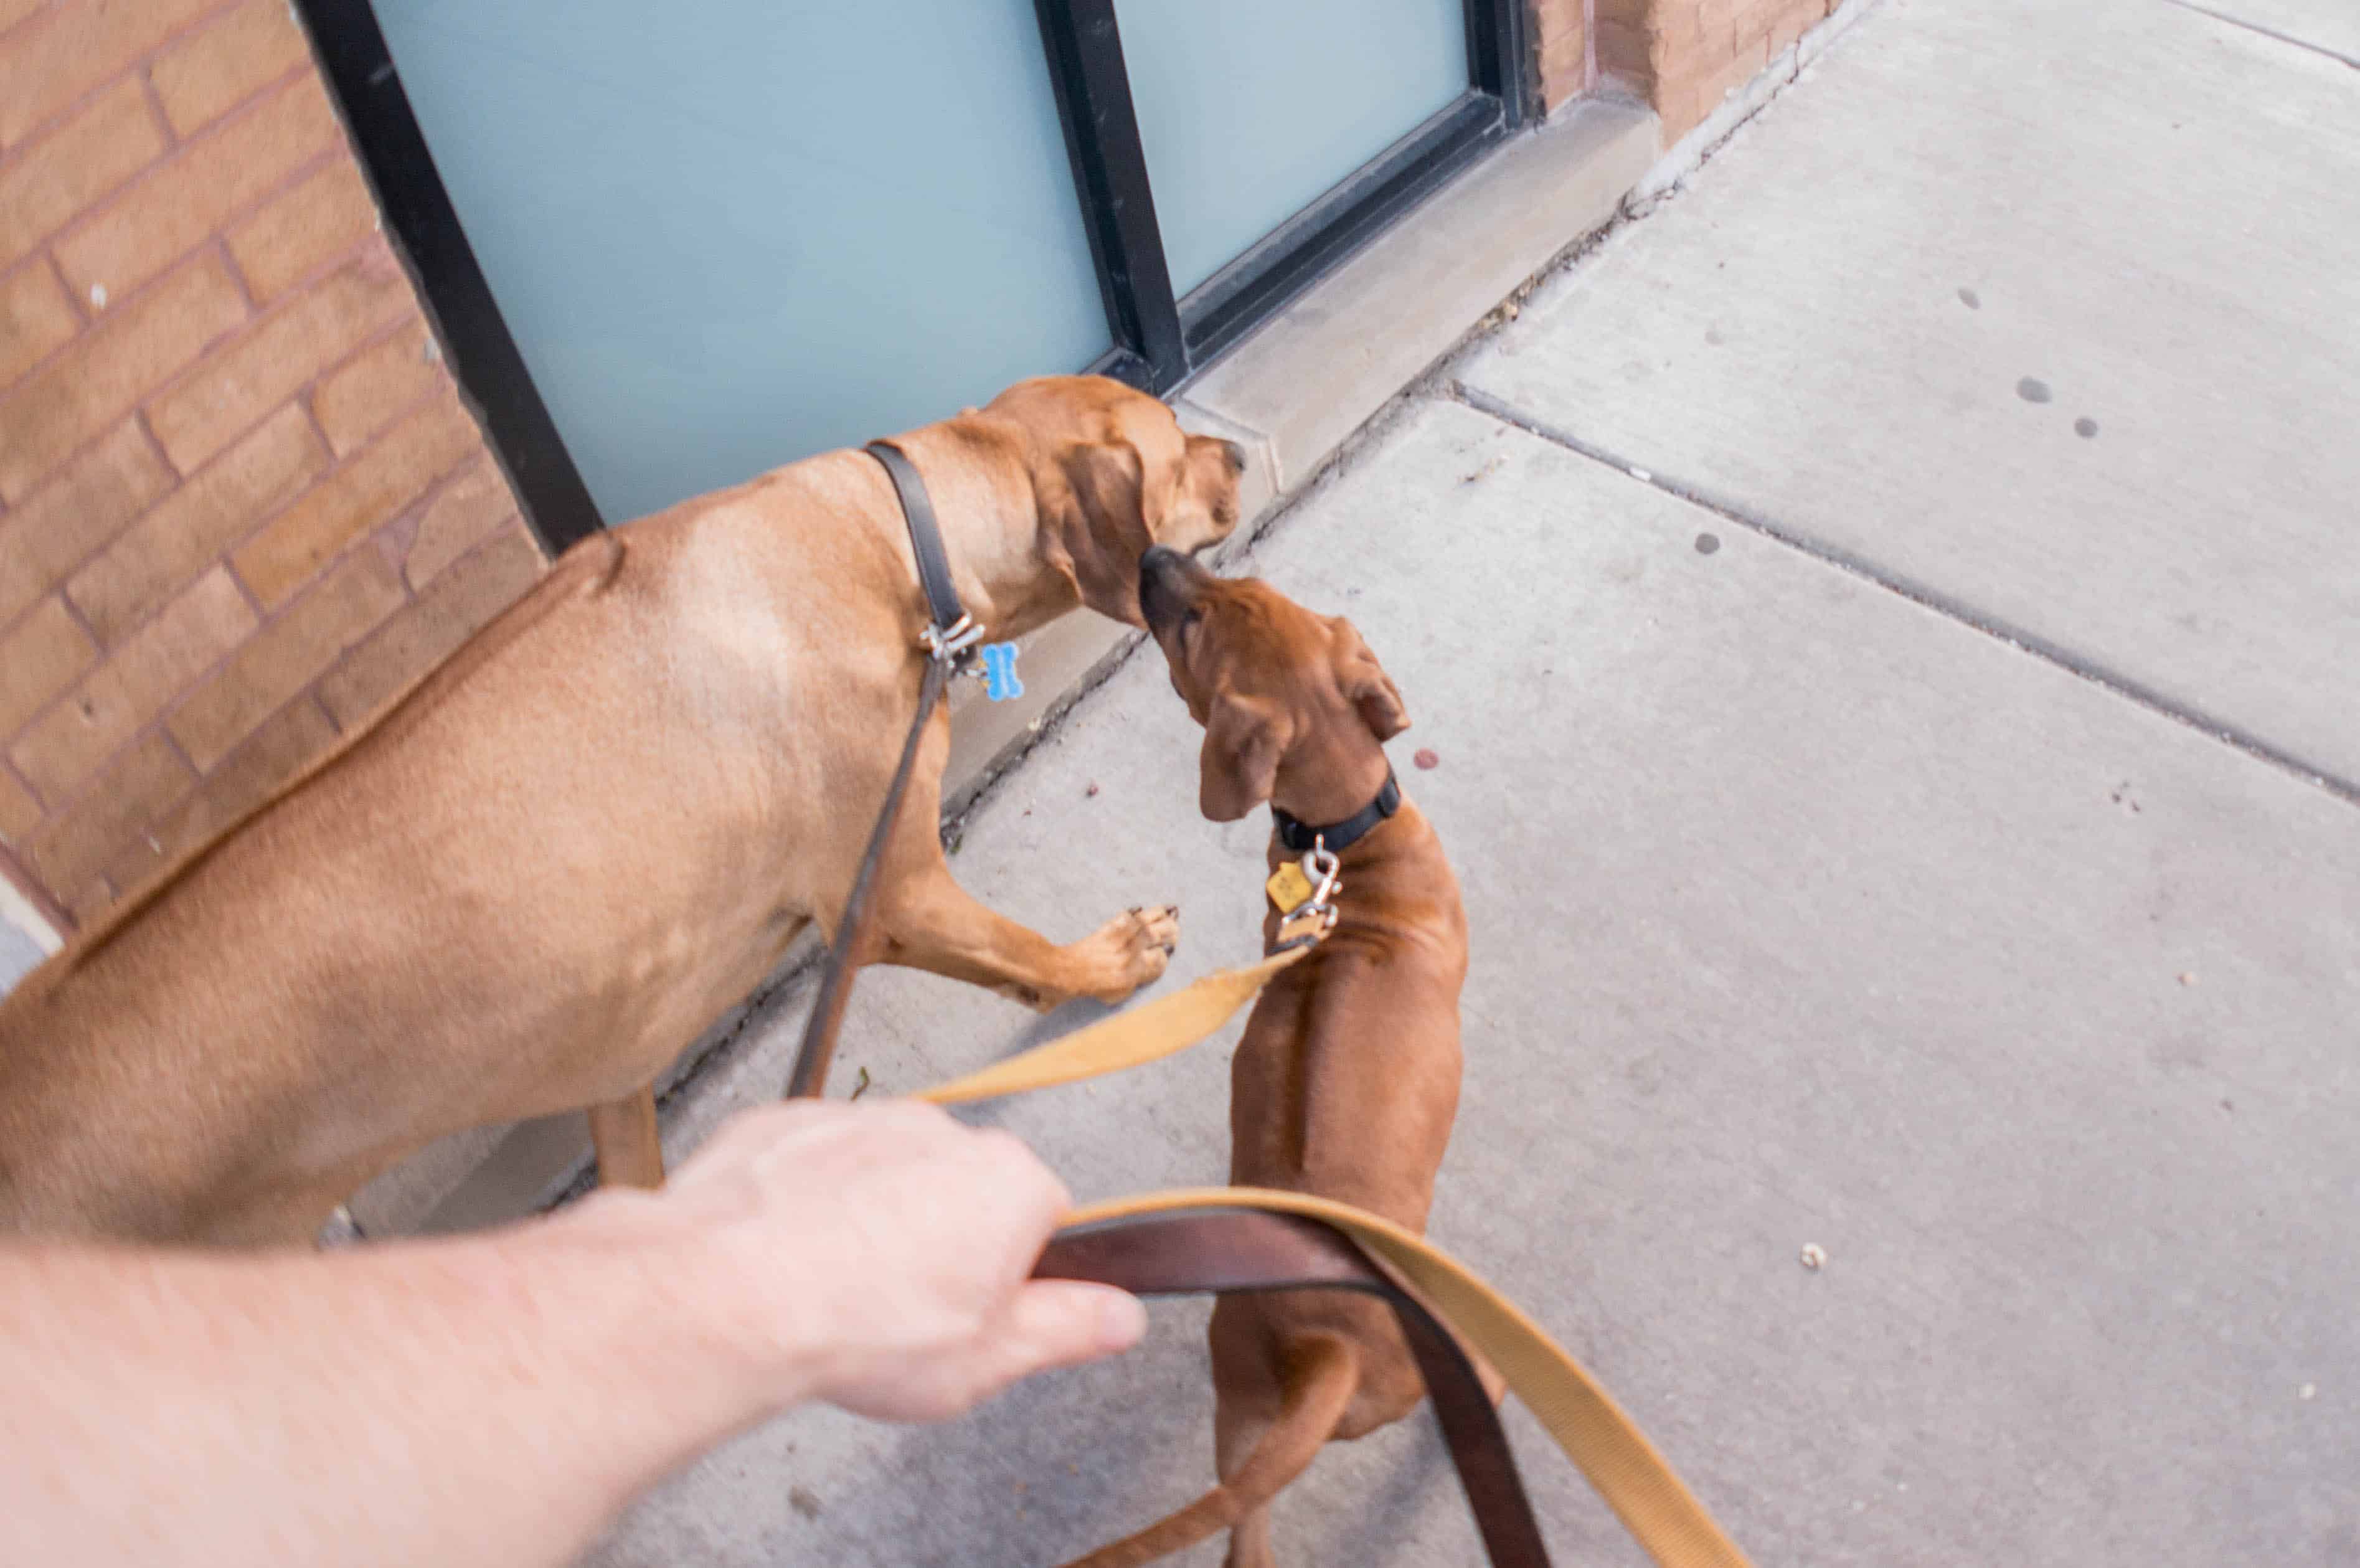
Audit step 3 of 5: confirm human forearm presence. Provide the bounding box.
[0,1102,1141,1568]
[0,1199,772,1568]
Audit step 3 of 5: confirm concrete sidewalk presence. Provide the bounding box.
[588,2,2359,1563]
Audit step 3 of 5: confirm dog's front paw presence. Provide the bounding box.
[1077,904,1179,1005]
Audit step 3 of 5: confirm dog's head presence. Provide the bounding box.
[1138,547,1407,823]
[987,375,1245,625]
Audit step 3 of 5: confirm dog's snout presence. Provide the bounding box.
[1139,546,1193,630]
[1221,438,1248,475]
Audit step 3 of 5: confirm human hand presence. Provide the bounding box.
[619,1099,1144,1424]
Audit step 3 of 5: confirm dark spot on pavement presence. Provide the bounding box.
[1694,532,1722,555]
[1085,782,1100,797]
[2018,377,2052,404]
[1958,287,1980,309]
[1414,749,1440,771]
[790,1486,823,1519]
[2075,417,2100,438]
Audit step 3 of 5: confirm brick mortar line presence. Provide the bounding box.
[220,392,481,612]
[0,2,49,51]
[26,565,371,845]
[145,0,257,64]
[136,70,179,151]
[232,196,395,312]
[131,233,416,455]
[0,326,374,651]
[29,70,336,293]
[0,260,448,661]
[1449,380,2360,811]
[0,244,65,301]
[0,250,222,407]
[10,403,481,822]
[0,837,72,933]
[385,450,505,591]
[0,0,250,157]
[0,244,250,498]
[2161,0,2360,68]
[3,300,452,646]
[85,515,527,912]
[42,247,87,326]
[217,232,258,311]
[93,681,328,901]
[0,69,339,402]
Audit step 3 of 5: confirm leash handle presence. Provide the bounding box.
[786,656,951,1099]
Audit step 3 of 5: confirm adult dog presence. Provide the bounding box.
[0,376,1242,1245]
[1070,547,1469,1568]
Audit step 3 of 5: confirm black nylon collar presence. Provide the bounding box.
[865,439,973,658]
[1272,769,1400,856]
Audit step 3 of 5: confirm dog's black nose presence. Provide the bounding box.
[1140,547,1187,626]
[1221,438,1248,475]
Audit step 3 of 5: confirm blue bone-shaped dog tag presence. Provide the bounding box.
[979,641,1023,702]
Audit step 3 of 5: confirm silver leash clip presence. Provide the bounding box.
[1273,838,1343,952]
[1301,841,1342,910]
[918,613,986,665]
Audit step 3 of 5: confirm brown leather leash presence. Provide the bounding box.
[1036,1204,1550,1568]
[784,649,948,1099]
[784,450,1751,1567]
[785,438,976,1100]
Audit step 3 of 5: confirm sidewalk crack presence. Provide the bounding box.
[1445,380,2360,812]
[2163,0,2360,70]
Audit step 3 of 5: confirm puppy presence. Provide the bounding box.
[1072,547,1469,1568]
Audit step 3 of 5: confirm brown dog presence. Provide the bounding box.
[1072,548,1469,1568]
[0,376,1242,1246]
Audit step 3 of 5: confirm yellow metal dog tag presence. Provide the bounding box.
[1267,861,1316,914]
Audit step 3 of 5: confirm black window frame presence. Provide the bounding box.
[296,0,1529,552]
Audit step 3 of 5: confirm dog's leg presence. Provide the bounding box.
[879,863,1178,1008]
[864,788,1178,1008]
[587,1085,664,1189]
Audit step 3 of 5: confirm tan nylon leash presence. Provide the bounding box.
[913,948,1309,1106]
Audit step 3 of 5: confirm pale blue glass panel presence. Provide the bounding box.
[1115,0,1470,296]
[374,2,1108,522]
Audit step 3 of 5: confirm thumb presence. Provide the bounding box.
[979,1281,1147,1390]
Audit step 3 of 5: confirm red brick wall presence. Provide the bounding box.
[0,0,544,931]
[1598,0,1839,139]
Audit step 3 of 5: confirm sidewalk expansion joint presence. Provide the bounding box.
[1447,379,2360,813]
[2162,1,2360,70]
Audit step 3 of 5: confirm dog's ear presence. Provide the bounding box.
[1199,690,1288,822]
[1332,617,1410,741]
[1044,438,1158,625]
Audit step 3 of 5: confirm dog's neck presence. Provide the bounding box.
[1267,752,1397,849]
[887,418,1092,644]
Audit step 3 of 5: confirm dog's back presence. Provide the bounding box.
[1219,797,1468,1415]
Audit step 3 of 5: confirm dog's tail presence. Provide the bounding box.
[1057,1336,1358,1568]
